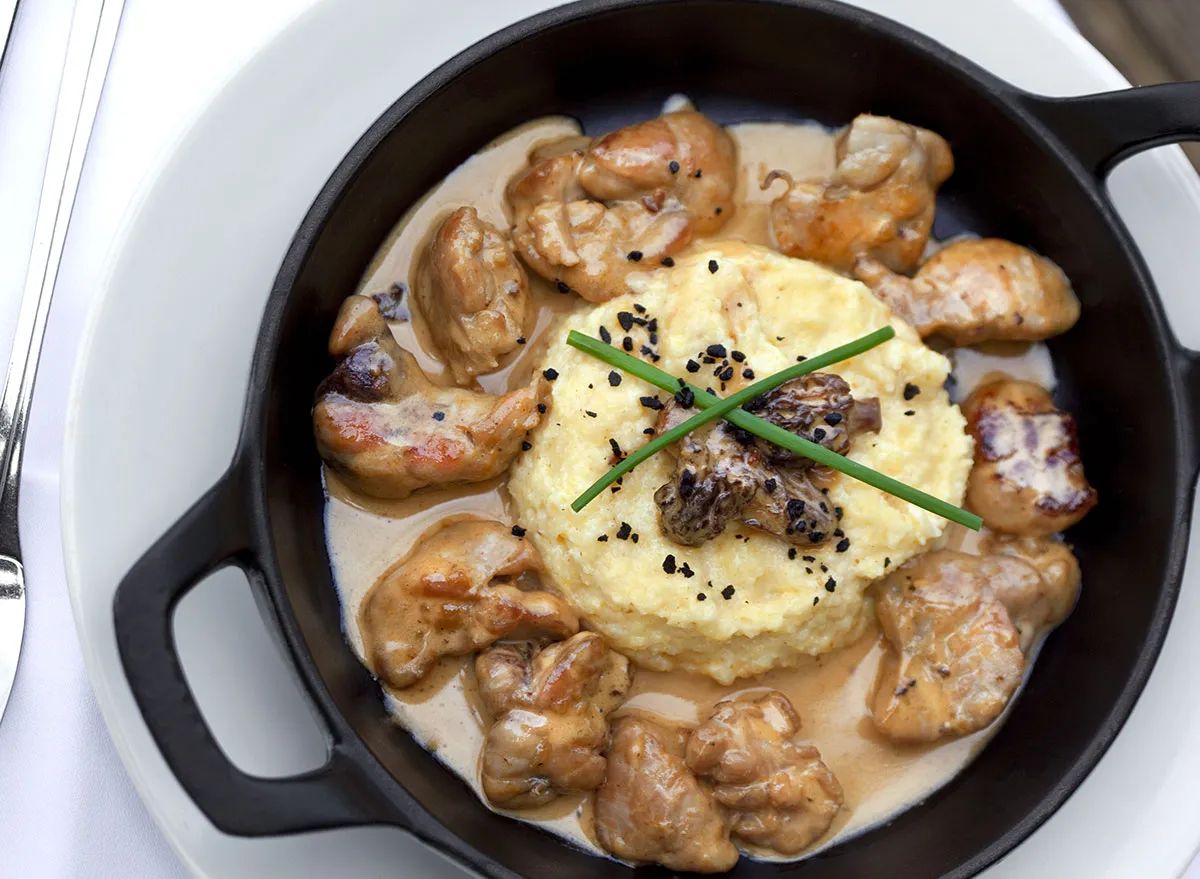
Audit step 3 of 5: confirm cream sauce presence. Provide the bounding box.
[620,627,991,856]
[324,112,1056,863]
[949,341,1057,401]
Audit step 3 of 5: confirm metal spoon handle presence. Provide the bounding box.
[0,0,124,558]
[0,1,21,72]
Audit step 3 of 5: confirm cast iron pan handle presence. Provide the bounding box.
[113,465,387,836]
[1018,81,1200,178]
[1021,82,1200,469]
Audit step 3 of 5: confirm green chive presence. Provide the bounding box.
[566,329,981,530]
[568,327,894,511]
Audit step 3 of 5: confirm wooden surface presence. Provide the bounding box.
[1060,0,1200,169]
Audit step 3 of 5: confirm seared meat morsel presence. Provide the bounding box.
[961,379,1097,536]
[980,532,1081,648]
[578,110,737,235]
[854,238,1080,345]
[475,632,632,809]
[313,295,548,499]
[652,373,880,547]
[686,692,844,855]
[359,518,578,689]
[872,550,1025,743]
[768,114,953,274]
[507,110,737,302]
[595,715,739,873]
[415,206,533,384]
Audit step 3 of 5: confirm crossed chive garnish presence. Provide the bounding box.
[566,327,982,531]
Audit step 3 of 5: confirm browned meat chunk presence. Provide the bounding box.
[686,692,844,854]
[652,373,879,547]
[475,633,632,809]
[768,114,953,274]
[313,295,547,499]
[961,379,1097,536]
[415,206,533,384]
[358,518,578,689]
[507,111,736,302]
[854,238,1080,345]
[594,715,739,873]
[873,550,1025,743]
[579,110,737,235]
[980,532,1081,647]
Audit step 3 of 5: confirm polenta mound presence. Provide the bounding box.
[508,245,973,683]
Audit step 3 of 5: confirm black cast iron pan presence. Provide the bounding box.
[112,1,1200,876]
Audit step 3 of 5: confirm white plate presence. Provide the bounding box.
[62,0,1200,877]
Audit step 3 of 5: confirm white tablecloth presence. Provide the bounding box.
[0,1,1188,878]
[0,3,313,876]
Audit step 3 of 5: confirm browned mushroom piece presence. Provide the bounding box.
[872,550,1025,743]
[961,378,1097,536]
[854,238,1080,345]
[980,532,1081,647]
[414,206,534,384]
[594,714,739,873]
[506,111,736,302]
[739,466,839,548]
[686,691,844,855]
[651,374,879,547]
[652,416,763,546]
[768,114,953,274]
[475,632,631,809]
[358,518,578,690]
[743,372,882,468]
[313,295,548,499]
[652,415,840,548]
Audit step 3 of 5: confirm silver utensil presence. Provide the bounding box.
[0,0,125,725]
[0,1,20,72]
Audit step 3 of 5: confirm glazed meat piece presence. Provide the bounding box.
[475,633,632,809]
[652,374,879,547]
[854,238,1080,345]
[872,550,1025,743]
[313,295,548,499]
[415,206,533,384]
[507,111,737,302]
[961,379,1097,535]
[358,518,578,689]
[686,692,844,855]
[980,532,1081,648]
[743,373,882,468]
[768,114,953,274]
[937,552,1063,652]
[578,110,737,235]
[507,144,689,303]
[594,715,739,873]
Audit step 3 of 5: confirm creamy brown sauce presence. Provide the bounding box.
[948,341,1056,401]
[620,628,990,856]
[324,111,1059,862]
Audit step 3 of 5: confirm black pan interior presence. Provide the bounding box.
[255,1,1188,876]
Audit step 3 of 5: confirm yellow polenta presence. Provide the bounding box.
[508,244,972,683]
